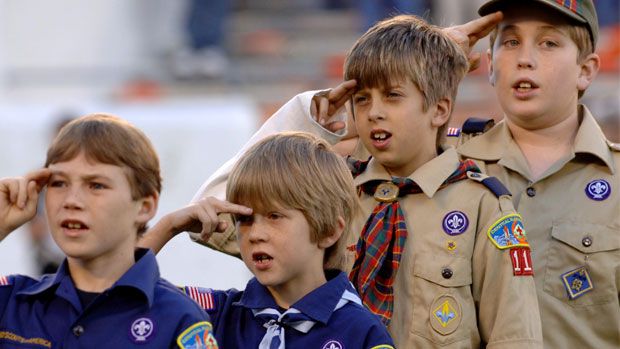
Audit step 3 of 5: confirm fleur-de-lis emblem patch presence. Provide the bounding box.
[130,317,155,343]
[321,340,344,349]
[442,211,469,235]
[585,179,611,201]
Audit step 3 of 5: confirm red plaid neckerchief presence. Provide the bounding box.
[348,158,480,325]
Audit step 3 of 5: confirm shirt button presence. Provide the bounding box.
[582,236,593,247]
[526,187,536,197]
[72,325,84,337]
[441,268,453,279]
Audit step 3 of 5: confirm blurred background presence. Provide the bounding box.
[0,0,618,289]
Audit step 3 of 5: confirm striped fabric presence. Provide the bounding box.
[349,159,480,325]
[184,286,215,310]
[555,0,580,13]
[0,275,9,286]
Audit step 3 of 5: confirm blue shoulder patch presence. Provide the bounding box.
[182,286,216,311]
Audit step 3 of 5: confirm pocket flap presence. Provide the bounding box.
[551,221,620,253]
[413,252,472,287]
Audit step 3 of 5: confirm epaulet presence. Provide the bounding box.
[462,117,495,135]
[466,171,512,197]
[0,275,12,286]
[180,285,216,311]
[607,140,620,152]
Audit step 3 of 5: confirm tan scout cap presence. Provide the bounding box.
[478,0,599,48]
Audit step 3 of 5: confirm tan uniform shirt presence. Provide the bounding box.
[192,91,542,348]
[458,105,620,349]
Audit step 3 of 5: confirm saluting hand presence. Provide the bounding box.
[310,79,358,134]
[444,11,503,72]
[0,169,50,240]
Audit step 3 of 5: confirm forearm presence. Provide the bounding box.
[139,216,177,254]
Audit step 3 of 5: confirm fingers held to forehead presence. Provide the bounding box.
[461,11,503,44]
[25,169,51,190]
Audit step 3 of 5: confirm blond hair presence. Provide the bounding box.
[46,114,161,234]
[226,132,360,271]
[344,14,469,144]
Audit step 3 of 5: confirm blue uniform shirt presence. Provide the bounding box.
[187,270,394,349]
[0,248,217,349]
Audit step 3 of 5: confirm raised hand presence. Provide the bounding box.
[0,169,50,239]
[310,79,358,133]
[444,11,503,71]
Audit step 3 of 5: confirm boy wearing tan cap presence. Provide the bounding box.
[457,1,619,348]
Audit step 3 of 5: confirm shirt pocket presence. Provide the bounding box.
[410,252,479,347]
[543,221,620,306]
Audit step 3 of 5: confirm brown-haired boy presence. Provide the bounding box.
[0,114,217,348]
[189,15,542,348]
[141,132,395,348]
[456,1,620,347]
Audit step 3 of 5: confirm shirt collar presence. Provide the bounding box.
[236,270,353,325]
[353,147,462,198]
[16,248,159,308]
[458,105,616,175]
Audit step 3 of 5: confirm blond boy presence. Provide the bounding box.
[456,1,620,347]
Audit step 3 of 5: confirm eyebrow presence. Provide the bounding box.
[49,170,112,182]
[500,24,566,36]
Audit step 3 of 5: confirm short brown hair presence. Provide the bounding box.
[45,114,162,233]
[226,132,360,271]
[344,14,469,143]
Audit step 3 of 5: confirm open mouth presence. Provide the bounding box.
[371,130,392,141]
[61,219,89,230]
[513,80,539,93]
[252,252,273,265]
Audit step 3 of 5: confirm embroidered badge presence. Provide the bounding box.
[430,295,461,335]
[0,275,11,286]
[177,321,217,349]
[129,317,155,344]
[585,179,611,201]
[322,340,344,349]
[442,211,469,235]
[184,286,215,310]
[446,240,457,252]
[561,266,594,300]
[510,247,533,276]
[374,182,399,202]
[446,127,461,137]
[487,214,529,249]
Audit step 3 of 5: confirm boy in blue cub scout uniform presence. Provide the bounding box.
[453,0,619,348]
[0,115,216,348]
[141,132,394,348]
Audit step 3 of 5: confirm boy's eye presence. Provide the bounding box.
[234,214,253,224]
[49,180,66,188]
[387,91,402,98]
[353,95,368,105]
[503,39,519,47]
[266,212,283,220]
[89,182,106,190]
[542,40,558,48]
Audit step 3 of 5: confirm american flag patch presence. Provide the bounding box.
[446,127,461,137]
[0,275,10,286]
[184,286,215,310]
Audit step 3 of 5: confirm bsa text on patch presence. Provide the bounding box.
[487,214,529,249]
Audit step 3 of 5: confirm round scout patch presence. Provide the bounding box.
[129,317,155,344]
[585,179,610,201]
[321,340,344,349]
[442,211,469,235]
[429,294,461,335]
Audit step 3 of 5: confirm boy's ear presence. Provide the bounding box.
[135,193,158,226]
[430,98,451,128]
[487,49,496,86]
[577,53,600,91]
[318,216,345,249]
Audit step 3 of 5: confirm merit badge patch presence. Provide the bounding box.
[442,211,469,236]
[177,321,218,349]
[446,240,457,252]
[561,266,594,300]
[487,214,528,249]
[510,247,533,276]
[129,317,155,344]
[430,295,462,335]
[585,179,611,201]
[183,286,215,310]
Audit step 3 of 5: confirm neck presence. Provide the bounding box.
[267,269,327,309]
[67,247,136,292]
[506,110,580,179]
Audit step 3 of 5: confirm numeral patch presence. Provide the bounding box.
[510,247,533,276]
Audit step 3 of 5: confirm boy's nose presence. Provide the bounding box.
[62,188,84,210]
[368,101,386,121]
[247,220,268,243]
[517,46,536,69]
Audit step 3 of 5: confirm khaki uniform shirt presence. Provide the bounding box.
[192,91,542,348]
[458,105,620,349]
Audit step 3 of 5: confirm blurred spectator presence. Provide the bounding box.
[595,0,619,28]
[359,0,431,30]
[26,115,74,275]
[171,0,231,79]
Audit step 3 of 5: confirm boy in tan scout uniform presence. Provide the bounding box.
[455,1,620,348]
[189,15,542,348]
